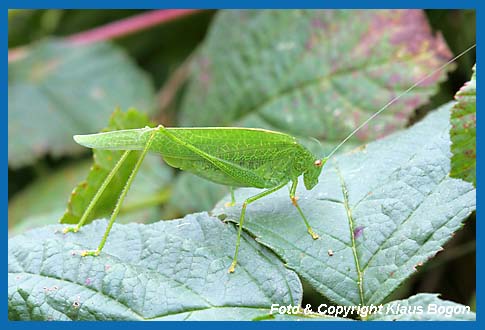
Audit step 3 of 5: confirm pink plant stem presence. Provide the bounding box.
[8,47,27,62]
[8,9,201,62]
[68,9,200,44]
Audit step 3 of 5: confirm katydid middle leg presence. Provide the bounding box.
[225,187,236,207]
[228,182,287,273]
[289,180,319,239]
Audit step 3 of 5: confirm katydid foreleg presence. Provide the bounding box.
[229,181,288,273]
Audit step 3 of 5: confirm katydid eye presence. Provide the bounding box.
[314,159,323,167]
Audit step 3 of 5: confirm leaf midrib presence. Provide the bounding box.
[335,164,365,307]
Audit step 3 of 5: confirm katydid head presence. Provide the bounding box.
[303,158,326,190]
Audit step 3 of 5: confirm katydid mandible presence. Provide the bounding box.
[64,45,475,273]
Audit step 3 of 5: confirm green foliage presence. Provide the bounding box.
[8,39,156,168]
[8,9,476,322]
[450,65,476,186]
[8,105,475,320]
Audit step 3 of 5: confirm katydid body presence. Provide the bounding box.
[71,126,324,272]
[75,127,324,190]
[65,44,474,273]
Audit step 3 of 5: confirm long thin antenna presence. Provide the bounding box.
[325,44,476,161]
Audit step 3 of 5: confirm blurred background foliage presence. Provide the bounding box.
[8,9,475,311]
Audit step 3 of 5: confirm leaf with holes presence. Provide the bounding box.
[9,214,302,320]
[214,103,475,307]
[450,64,476,186]
[8,39,155,168]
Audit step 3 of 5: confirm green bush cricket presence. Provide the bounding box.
[64,45,474,273]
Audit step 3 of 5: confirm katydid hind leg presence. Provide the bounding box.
[63,150,133,234]
[228,182,287,273]
[290,180,319,240]
[80,128,159,257]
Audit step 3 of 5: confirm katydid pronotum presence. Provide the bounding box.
[63,45,475,273]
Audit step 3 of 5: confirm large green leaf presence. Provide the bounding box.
[214,103,475,307]
[8,39,155,168]
[369,294,475,320]
[8,104,475,321]
[9,214,301,320]
[60,109,172,225]
[170,9,453,216]
[180,10,451,145]
[8,162,90,234]
[450,64,476,186]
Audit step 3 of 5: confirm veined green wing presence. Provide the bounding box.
[75,127,312,188]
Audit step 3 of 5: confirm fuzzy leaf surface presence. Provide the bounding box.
[8,39,155,167]
[214,103,476,306]
[9,214,302,320]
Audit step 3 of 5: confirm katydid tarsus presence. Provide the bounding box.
[64,44,475,273]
